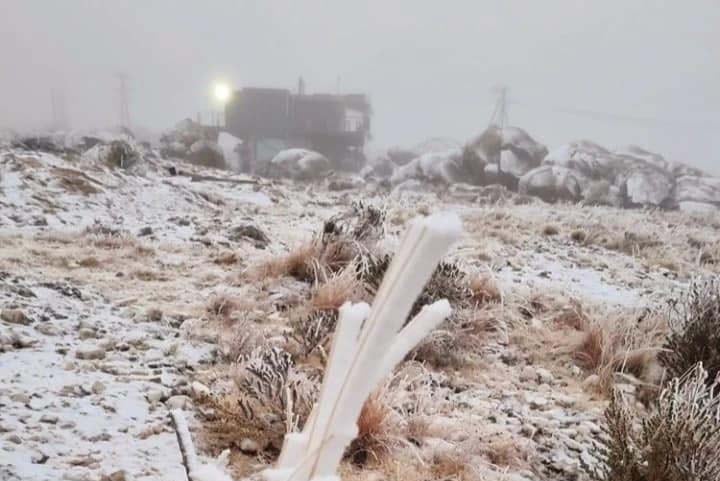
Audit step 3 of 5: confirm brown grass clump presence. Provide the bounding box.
[310,270,363,311]
[250,202,386,284]
[586,364,720,481]
[252,242,322,282]
[430,451,469,480]
[542,224,559,236]
[206,294,240,318]
[131,269,167,282]
[484,437,533,469]
[348,391,395,465]
[570,229,587,243]
[468,274,502,305]
[573,310,667,395]
[77,256,101,268]
[214,251,239,265]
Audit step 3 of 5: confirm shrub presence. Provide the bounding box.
[587,364,720,481]
[214,347,318,444]
[659,277,720,389]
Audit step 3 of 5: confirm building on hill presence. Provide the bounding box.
[224,79,371,173]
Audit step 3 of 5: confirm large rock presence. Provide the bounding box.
[386,138,462,167]
[500,126,548,176]
[674,176,720,212]
[620,164,674,207]
[390,148,485,186]
[269,148,330,180]
[544,141,622,180]
[519,165,586,203]
[467,126,546,184]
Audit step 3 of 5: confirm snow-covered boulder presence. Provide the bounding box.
[389,148,484,186]
[269,148,330,180]
[500,127,548,176]
[620,164,674,207]
[544,141,622,180]
[614,145,669,171]
[519,165,586,203]
[674,176,720,212]
[466,125,545,184]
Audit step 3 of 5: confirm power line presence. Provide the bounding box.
[510,99,716,128]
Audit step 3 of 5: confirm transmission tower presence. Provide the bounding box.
[116,73,131,130]
[488,85,509,173]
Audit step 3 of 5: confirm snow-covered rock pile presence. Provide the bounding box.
[366,127,718,212]
[523,141,718,210]
[378,127,547,190]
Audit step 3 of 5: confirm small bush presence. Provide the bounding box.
[587,364,720,481]
[206,294,240,318]
[288,309,338,358]
[212,347,318,446]
[659,278,720,389]
[542,224,559,236]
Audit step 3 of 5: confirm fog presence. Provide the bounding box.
[1,1,718,172]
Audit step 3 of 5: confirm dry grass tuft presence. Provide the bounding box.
[468,274,502,305]
[310,270,363,311]
[77,256,101,268]
[542,224,559,236]
[570,229,587,243]
[348,391,395,465]
[214,251,239,265]
[573,310,667,395]
[206,294,240,318]
[131,269,167,282]
[250,202,386,284]
[252,242,322,282]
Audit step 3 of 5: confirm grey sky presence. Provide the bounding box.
[1,1,718,172]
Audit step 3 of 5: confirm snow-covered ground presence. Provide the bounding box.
[1,143,719,480]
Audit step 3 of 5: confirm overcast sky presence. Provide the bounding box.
[1,1,718,172]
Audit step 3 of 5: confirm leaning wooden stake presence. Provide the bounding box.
[264,211,463,481]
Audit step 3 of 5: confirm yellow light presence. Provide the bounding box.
[214,83,231,103]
